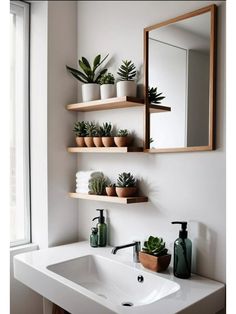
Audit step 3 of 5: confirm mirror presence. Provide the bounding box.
[144,5,216,152]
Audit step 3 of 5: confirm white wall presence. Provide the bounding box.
[76,1,226,284]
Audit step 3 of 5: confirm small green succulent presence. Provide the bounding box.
[88,173,110,195]
[73,121,87,137]
[100,122,113,137]
[116,129,129,137]
[142,236,168,257]
[117,60,136,81]
[99,72,115,85]
[107,183,116,188]
[85,121,96,136]
[117,172,136,187]
[148,87,165,104]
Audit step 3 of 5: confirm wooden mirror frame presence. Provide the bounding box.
[144,5,217,153]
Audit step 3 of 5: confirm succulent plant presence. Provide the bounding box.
[100,122,113,137]
[85,121,96,137]
[88,173,110,195]
[73,121,87,137]
[107,183,116,188]
[99,72,115,85]
[116,129,129,137]
[148,87,165,104]
[117,172,136,187]
[142,236,168,257]
[117,60,136,81]
[66,54,109,83]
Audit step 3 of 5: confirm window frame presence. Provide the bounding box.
[10,0,31,247]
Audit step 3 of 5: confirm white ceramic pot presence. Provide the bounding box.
[100,84,116,99]
[82,83,100,102]
[116,81,137,97]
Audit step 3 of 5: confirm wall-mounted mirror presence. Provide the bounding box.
[144,5,216,152]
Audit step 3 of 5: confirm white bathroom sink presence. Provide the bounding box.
[47,254,180,307]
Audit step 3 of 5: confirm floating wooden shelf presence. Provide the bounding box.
[149,104,171,113]
[69,193,148,204]
[67,147,144,153]
[66,96,144,112]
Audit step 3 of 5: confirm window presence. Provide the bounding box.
[10,1,30,247]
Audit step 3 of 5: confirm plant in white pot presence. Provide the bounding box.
[73,121,87,147]
[66,54,109,102]
[99,72,116,99]
[116,60,137,97]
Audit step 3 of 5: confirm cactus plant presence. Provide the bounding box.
[85,121,96,137]
[116,172,136,187]
[148,87,165,104]
[73,121,87,137]
[117,60,136,81]
[142,236,168,257]
[100,122,113,137]
[88,173,110,195]
[99,72,115,85]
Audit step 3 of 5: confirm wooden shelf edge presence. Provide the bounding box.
[67,147,144,153]
[149,104,171,113]
[66,96,144,112]
[69,193,148,204]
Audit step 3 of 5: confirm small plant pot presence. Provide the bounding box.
[82,83,100,102]
[114,136,130,147]
[139,252,171,272]
[105,186,117,196]
[84,137,95,147]
[75,137,85,147]
[102,137,115,147]
[100,84,116,99]
[115,187,137,197]
[93,137,103,147]
[116,81,137,97]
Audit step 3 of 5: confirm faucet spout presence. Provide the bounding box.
[111,241,141,263]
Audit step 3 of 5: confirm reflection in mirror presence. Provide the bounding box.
[146,6,216,151]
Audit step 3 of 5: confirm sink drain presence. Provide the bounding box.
[121,302,134,307]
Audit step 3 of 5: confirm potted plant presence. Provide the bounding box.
[92,124,103,147]
[66,54,109,102]
[114,129,131,147]
[105,183,116,196]
[84,121,96,147]
[99,72,116,99]
[116,60,137,97]
[148,86,165,104]
[73,121,87,147]
[88,173,110,195]
[116,172,137,197]
[139,236,171,272]
[101,122,114,147]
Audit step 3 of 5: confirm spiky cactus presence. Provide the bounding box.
[88,173,109,195]
[117,172,136,187]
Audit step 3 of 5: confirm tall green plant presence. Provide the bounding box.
[117,60,136,81]
[66,54,109,83]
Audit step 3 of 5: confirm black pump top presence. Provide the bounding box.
[172,221,188,238]
[92,209,105,224]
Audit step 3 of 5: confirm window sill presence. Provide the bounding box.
[10,243,38,256]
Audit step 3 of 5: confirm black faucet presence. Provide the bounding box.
[111,241,141,263]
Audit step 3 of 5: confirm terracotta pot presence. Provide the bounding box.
[84,137,95,147]
[105,186,117,196]
[75,137,85,147]
[139,251,171,272]
[115,187,137,197]
[114,136,129,147]
[93,137,103,147]
[102,137,114,147]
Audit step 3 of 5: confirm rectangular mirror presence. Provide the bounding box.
[144,5,216,152]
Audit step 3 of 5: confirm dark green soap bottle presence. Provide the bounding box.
[92,209,107,247]
[172,221,192,279]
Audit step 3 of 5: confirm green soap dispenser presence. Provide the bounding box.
[172,221,192,279]
[92,209,107,247]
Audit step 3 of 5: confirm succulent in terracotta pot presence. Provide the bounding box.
[114,129,131,147]
[73,121,87,147]
[115,172,137,197]
[84,121,96,147]
[139,236,171,272]
[105,183,117,197]
[93,124,104,147]
[101,122,114,147]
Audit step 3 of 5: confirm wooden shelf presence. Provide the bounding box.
[66,96,144,112]
[150,104,171,113]
[69,193,148,204]
[67,147,144,153]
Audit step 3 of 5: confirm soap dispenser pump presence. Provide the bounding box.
[172,221,192,279]
[92,209,107,247]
